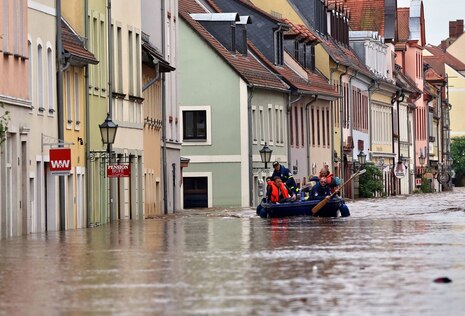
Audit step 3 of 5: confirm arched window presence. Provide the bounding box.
[47,47,54,112]
[38,44,44,111]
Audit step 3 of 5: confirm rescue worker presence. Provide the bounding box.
[267,176,296,204]
[272,161,299,195]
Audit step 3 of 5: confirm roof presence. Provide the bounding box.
[248,42,339,98]
[343,0,385,36]
[62,18,98,66]
[424,64,444,82]
[424,44,465,75]
[179,0,289,91]
[394,64,422,95]
[283,18,318,42]
[208,0,339,97]
[142,41,175,72]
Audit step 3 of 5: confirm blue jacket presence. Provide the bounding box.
[309,183,331,200]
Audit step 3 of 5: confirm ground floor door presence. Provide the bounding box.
[183,177,208,208]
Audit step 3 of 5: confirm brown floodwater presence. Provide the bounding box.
[1,189,465,315]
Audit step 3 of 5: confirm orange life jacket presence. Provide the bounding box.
[270,182,290,202]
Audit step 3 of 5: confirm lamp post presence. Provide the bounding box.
[259,142,272,169]
[419,151,425,168]
[99,113,118,222]
[357,150,366,166]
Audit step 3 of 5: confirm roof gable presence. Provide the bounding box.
[179,0,289,91]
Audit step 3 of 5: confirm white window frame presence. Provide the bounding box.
[180,105,212,146]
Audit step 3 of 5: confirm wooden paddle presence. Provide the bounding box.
[311,169,366,215]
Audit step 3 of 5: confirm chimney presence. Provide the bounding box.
[449,20,456,38]
[457,20,464,37]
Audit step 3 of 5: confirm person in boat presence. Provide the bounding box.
[309,176,331,200]
[318,168,350,217]
[319,167,340,192]
[310,175,350,217]
[272,161,299,195]
[256,177,273,215]
[267,176,296,204]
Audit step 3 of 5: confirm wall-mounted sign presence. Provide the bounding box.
[394,162,406,179]
[107,164,131,178]
[50,148,72,175]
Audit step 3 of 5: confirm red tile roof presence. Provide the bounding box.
[282,18,318,42]
[343,0,385,36]
[189,0,338,97]
[397,8,410,42]
[425,44,465,74]
[248,42,339,98]
[62,19,98,66]
[179,0,288,91]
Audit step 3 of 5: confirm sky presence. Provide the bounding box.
[397,0,465,45]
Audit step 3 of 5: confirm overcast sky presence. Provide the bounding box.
[396,0,465,45]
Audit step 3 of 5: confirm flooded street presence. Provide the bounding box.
[2,189,465,315]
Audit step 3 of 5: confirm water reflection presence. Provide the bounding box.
[1,190,465,314]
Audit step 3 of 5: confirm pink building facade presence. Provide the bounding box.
[0,0,32,238]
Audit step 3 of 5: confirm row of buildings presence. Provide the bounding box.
[1,0,465,238]
[1,0,179,238]
[179,0,465,208]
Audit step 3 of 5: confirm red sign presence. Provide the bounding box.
[50,148,72,175]
[107,164,131,178]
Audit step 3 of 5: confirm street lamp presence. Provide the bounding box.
[357,150,366,166]
[419,151,425,167]
[99,113,118,222]
[259,142,272,169]
[99,113,118,145]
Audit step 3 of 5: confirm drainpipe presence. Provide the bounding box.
[247,84,254,207]
[391,88,404,195]
[348,71,358,200]
[288,92,302,167]
[339,66,348,188]
[56,0,66,231]
[142,63,160,92]
[273,23,285,64]
[305,95,318,177]
[330,62,340,173]
[85,0,91,227]
[161,0,168,214]
[107,0,115,222]
[367,79,379,162]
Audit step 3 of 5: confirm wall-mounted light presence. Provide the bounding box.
[77,137,83,145]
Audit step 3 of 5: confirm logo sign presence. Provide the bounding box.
[50,148,72,175]
[107,164,131,178]
[415,178,422,186]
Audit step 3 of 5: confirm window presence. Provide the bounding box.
[66,71,72,124]
[268,106,273,144]
[47,48,54,112]
[128,30,134,95]
[37,44,44,111]
[183,110,206,141]
[252,106,257,143]
[117,26,123,92]
[75,72,80,125]
[28,40,32,107]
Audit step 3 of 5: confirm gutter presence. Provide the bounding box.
[85,0,91,227]
[305,95,318,177]
[367,79,380,163]
[247,84,254,207]
[339,66,348,184]
[330,62,340,172]
[287,91,302,168]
